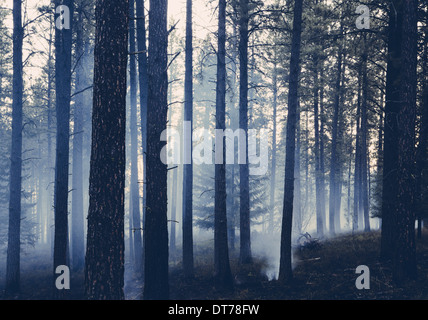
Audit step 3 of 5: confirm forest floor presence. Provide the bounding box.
[1,229,428,300]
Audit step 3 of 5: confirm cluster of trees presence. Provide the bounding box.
[0,0,426,299]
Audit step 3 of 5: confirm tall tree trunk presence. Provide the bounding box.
[319,65,326,236]
[182,0,194,278]
[328,26,343,236]
[84,0,128,300]
[53,0,74,299]
[214,0,233,291]
[381,0,402,260]
[279,0,303,283]
[129,0,143,274]
[269,61,278,235]
[5,0,23,296]
[416,24,428,240]
[393,0,418,283]
[239,0,251,265]
[143,0,169,300]
[313,61,324,238]
[71,3,85,272]
[136,0,148,275]
[294,100,302,235]
[360,34,370,232]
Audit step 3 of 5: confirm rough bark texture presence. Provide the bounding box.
[279,0,303,283]
[143,0,169,300]
[84,0,128,300]
[381,0,402,260]
[393,0,418,283]
[5,0,23,296]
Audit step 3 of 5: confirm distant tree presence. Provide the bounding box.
[84,0,129,300]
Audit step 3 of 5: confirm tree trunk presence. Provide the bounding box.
[381,0,402,260]
[71,3,86,272]
[53,0,74,299]
[214,0,233,291]
[136,0,148,275]
[5,0,23,296]
[143,0,169,300]
[129,0,143,274]
[182,0,194,278]
[313,62,324,238]
[393,0,418,283]
[238,0,252,265]
[416,23,428,240]
[84,0,128,300]
[360,35,370,232]
[279,0,303,283]
[270,61,278,234]
[328,26,343,236]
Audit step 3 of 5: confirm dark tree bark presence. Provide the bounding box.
[214,0,233,292]
[84,0,128,300]
[5,0,23,296]
[381,0,403,260]
[279,0,303,283]
[393,0,418,283]
[143,0,169,300]
[136,0,148,275]
[129,0,143,274]
[238,0,252,265]
[53,0,74,299]
[182,0,194,279]
[416,24,428,240]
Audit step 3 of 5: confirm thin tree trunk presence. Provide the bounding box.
[269,60,278,234]
[313,62,324,238]
[53,0,74,299]
[239,0,251,265]
[279,0,303,283]
[328,25,343,236]
[361,35,370,232]
[136,0,148,275]
[214,0,233,291]
[129,0,143,274]
[182,0,194,278]
[71,3,85,272]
